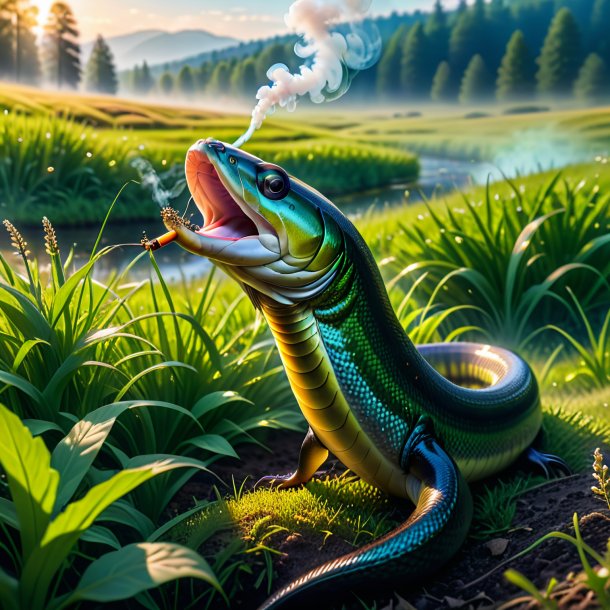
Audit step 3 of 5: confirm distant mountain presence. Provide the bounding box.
[83,29,238,71]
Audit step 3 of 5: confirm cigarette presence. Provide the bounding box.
[142,230,177,251]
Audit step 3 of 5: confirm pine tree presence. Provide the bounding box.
[574,53,609,103]
[0,3,12,78]
[591,0,610,62]
[197,61,212,92]
[449,0,487,77]
[42,2,80,89]
[159,71,173,95]
[230,56,258,98]
[425,0,449,68]
[496,30,535,101]
[130,64,141,93]
[399,22,431,98]
[431,60,453,102]
[486,0,514,71]
[208,60,231,94]
[536,8,582,96]
[376,24,407,98]
[0,0,40,83]
[139,60,153,94]
[84,34,117,94]
[177,65,195,97]
[459,54,493,104]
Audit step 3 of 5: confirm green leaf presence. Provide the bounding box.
[63,543,221,606]
[23,419,64,436]
[0,497,18,529]
[80,525,121,550]
[191,391,252,420]
[186,434,239,459]
[0,568,19,610]
[51,401,203,512]
[0,404,59,560]
[49,257,99,327]
[12,339,50,372]
[20,458,198,610]
[98,499,155,538]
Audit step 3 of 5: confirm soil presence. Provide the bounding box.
[171,430,610,610]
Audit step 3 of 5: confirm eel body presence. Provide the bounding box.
[161,138,560,609]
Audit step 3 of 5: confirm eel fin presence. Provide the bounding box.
[256,430,472,609]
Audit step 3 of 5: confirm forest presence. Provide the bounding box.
[2,0,610,104]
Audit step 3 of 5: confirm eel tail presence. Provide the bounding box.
[257,433,473,609]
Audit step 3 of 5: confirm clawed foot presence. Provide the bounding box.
[254,469,331,490]
[254,473,299,490]
[524,447,572,478]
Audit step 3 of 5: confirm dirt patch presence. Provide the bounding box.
[170,431,610,609]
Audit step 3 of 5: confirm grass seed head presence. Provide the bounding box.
[592,448,610,509]
[42,217,59,256]
[3,219,29,258]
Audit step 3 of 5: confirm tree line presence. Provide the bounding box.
[133,0,610,105]
[0,0,117,94]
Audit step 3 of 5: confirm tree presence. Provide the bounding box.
[574,53,609,103]
[0,0,40,83]
[591,0,610,62]
[131,60,153,95]
[496,30,535,101]
[459,54,493,104]
[399,22,431,98]
[197,61,212,93]
[449,0,487,77]
[230,56,258,98]
[159,71,173,95]
[486,0,513,70]
[208,60,231,95]
[376,24,407,98]
[84,34,117,94]
[425,0,449,68]
[42,2,80,89]
[536,8,582,97]
[177,65,195,97]
[431,60,453,102]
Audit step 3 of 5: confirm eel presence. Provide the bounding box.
[159,138,568,609]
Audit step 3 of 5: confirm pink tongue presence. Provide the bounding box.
[201,216,255,239]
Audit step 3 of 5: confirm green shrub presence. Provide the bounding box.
[0,402,221,610]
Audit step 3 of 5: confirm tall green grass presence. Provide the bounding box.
[386,174,610,350]
[0,217,301,524]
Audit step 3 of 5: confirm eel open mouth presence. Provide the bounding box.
[185,140,272,241]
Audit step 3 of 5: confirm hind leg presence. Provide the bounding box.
[256,427,329,489]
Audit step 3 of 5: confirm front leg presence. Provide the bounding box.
[256,427,329,489]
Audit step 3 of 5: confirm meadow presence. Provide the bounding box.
[0,84,610,609]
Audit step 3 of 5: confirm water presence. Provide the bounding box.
[0,156,498,282]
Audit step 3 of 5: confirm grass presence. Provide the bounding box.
[1,82,610,608]
[0,84,418,225]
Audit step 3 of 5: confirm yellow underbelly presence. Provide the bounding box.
[262,301,410,500]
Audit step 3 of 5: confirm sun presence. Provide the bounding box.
[30,0,55,36]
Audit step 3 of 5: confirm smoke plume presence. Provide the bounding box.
[233,0,380,148]
[131,157,186,208]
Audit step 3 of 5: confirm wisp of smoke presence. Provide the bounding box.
[131,157,186,208]
[233,0,380,148]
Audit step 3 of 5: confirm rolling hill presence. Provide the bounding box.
[82,29,238,71]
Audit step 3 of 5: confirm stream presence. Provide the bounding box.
[0,156,504,282]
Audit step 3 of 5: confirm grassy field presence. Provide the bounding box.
[0,84,418,225]
[1,83,610,609]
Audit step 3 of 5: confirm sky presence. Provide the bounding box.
[30,0,459,43]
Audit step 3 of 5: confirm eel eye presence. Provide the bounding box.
[257,164,290,200]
